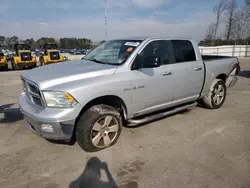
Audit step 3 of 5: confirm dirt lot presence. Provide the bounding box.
[0,59,250,188]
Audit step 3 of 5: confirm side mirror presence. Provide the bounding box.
[132,55,161,70]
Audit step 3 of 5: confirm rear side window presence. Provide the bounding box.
[172,40,196,63]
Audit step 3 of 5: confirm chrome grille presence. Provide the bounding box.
[23,79,44,107]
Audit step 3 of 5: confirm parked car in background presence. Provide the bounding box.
[69,49,87,55]
[19,37,240,152]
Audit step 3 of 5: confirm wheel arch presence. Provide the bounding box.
[216,74,227,83]
[75,95,128,127]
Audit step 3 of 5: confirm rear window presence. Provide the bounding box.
[0,53,4,56]
[172,40,196,63]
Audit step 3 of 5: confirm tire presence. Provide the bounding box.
[201,79,227,109]
[29,64,37,69]
[11,59,16,70]
[76,104,122,152]
[3,65,8,71]
[39,56,45,66]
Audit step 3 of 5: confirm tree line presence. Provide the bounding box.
[0,36,94,50]
[200,0,250,46]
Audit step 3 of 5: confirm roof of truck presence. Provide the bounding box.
[115,36,194,41]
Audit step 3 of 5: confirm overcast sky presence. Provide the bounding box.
[0,0,246,41]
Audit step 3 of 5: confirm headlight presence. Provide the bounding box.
[43,91,77,108]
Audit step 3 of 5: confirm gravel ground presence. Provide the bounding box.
[0,58,250,188]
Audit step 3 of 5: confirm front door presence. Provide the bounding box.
[130,40,174,116]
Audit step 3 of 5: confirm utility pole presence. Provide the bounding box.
[104,0,108,38]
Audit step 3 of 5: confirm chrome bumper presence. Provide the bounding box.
[23,114,75,141]
[18,93,82,141]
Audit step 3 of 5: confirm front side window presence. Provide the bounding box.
[172,40,196,63]
[140,40,169,65]
[84,40,142,65]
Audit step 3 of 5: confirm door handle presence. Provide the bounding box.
[194,67,202,71]
[162,72,172,76]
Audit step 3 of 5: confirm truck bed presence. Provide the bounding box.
[201,55,239,96]
[202,55,236,62]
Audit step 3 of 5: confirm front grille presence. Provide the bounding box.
[23,79,44,107]
[21,52,32,61]
[32,96,43,106]
[50,52,60,60]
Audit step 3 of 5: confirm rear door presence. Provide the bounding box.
[170,40,204,103]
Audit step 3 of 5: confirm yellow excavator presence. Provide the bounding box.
[0,52,8,70]
[39,43,64,65]
[11,43,37,70]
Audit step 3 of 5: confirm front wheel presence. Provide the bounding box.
[11,59,16,70]
[76,104,122,152]
[1,65,8,71]
[200,79,227,109]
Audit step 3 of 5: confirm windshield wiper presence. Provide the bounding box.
[88,59,106,64]
[88,59,119,66]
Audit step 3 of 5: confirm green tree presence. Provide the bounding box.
[36,37,56,48]
[24,38,37,50]
[5,36,19,49]
[0,36,5,45]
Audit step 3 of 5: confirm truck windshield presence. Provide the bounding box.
[44,44,57,50]
[16,44,30,50]
[84,40,142,65]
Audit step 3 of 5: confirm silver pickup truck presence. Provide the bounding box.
[19,37,240,152]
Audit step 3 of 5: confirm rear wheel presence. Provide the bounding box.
[76,104,122,152]
[200,79,227,109]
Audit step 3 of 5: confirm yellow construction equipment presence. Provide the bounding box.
[0,52,8,70]
[11,43,37,70]
[39,43,64,65]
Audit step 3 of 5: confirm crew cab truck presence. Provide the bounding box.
[39,43,65,65]
[0,52,8,70]
[11,43,37,70]
[18,37,240,152]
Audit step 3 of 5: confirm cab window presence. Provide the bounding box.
[140,40,169,65]
[172,40,196,63]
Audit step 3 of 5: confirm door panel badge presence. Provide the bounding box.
[123,85,145,92]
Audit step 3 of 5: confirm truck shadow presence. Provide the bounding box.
[239,70,250,78]
[69,157,138,188]
[0,104,23,124]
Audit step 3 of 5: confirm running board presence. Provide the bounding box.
[126,102,198,127]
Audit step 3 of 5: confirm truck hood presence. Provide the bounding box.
[22,60,118,89]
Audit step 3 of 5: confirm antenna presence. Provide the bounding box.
[104,0,108,38]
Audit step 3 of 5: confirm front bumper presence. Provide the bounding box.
[0,62,7,67]
[17,61,36,67]
[18,93,82,141]
[45,60,65,64]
